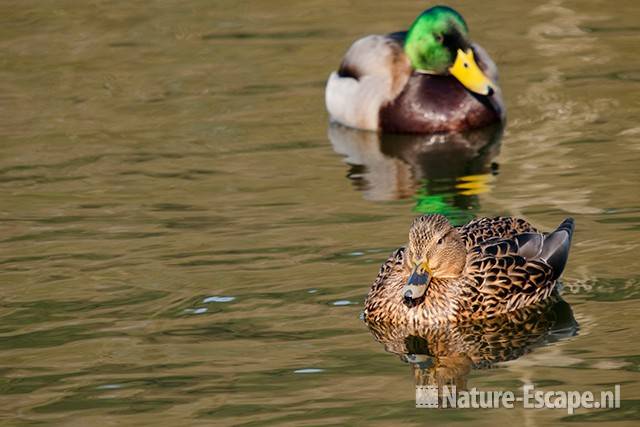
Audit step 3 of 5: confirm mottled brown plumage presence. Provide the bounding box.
[364,214,575,327]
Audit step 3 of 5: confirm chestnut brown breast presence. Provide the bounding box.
[379,73,501,134]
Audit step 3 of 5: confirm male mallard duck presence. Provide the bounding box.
[364,214,575,326]
[326,6,505,133]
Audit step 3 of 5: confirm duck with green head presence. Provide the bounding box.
[326,6,504,133]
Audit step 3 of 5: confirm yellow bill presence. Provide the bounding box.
[448,48,495,96]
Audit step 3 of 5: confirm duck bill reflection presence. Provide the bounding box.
[448,48,495,96]
[402,266,431,307]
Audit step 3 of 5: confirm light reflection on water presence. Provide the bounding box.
[367,296,579,393]
[1,0,639,425]
[329,123,502,225]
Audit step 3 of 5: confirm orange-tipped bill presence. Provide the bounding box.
[402,263,431,306]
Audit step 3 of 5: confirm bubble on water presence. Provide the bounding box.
[203,296,235,303]
[185,307,208,314]
[96,384,123,390]
[294,368,324,374]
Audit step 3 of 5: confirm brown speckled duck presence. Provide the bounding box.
[364,214,575,326]
[325,6,504,133]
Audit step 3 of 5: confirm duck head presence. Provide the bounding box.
[402,214,467,307]
[404,6,496,96]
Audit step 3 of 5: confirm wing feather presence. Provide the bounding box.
[463,217,574,318]
[326,35,411,130]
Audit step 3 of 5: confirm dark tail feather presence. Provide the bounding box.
[540,218,575,280]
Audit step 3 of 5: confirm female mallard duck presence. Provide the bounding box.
[364,214,575,326]
[326,6,505,133]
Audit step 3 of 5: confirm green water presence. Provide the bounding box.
[1,0,639,425]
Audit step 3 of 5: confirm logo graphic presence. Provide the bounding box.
[416,385,439,408]
[415,384,621,412]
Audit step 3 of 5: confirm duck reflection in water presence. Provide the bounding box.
[366,296,578,398]
[328,123,502,225]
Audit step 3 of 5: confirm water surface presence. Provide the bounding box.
[1,0,640,425]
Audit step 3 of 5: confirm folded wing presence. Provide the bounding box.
[465,218,575,317]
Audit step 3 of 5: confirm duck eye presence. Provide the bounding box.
[437,237,444,245]
[435,34,444,43]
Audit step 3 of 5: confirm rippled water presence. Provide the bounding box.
[1,0,639,425]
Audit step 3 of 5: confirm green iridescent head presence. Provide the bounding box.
[404,6,495,95]
[404,6,469,73]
